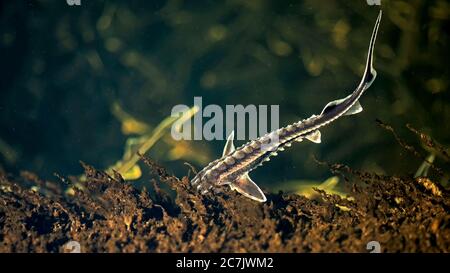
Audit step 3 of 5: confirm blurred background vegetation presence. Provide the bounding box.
[0,0,449,192]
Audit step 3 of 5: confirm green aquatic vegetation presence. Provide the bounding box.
[406,124,450,163]
[0,138,18,165]
[377,119,450,185]
[415,153,435,178]
[107,104,199,180]
[268,176,350,200]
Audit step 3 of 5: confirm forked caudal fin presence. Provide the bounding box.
[320,10,382,117]
[223,131,267,202]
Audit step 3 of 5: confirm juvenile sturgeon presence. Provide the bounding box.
[191,11,382,202]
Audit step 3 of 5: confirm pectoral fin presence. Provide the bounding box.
[305,130,321,143]
[222,130,236,156]
[230,173,267,202]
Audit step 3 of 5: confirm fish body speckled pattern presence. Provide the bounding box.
[191,11,382,202]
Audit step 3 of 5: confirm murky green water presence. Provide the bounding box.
[0,1,448,191]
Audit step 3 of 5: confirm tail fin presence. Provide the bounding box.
[359,10,382,89]
[320,10,382,117]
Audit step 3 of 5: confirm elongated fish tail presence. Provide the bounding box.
[320,10,382,118]
[360,10,382,89]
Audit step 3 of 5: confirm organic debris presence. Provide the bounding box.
[0,157,448,253]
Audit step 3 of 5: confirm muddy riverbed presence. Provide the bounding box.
[0,154,448,253]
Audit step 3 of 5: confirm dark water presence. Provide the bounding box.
[0,1,448,190]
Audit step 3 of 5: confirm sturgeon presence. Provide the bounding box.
[191,11,382,202]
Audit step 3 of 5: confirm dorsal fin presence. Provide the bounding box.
[321,98,363,116]
[222,130,236,156]
[320,97,346,116]
[230,173,267,202]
